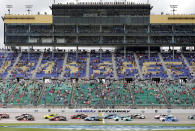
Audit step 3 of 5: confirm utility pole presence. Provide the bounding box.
[6,5,13,14]
[25,5,33,15]
[170,5,178,15]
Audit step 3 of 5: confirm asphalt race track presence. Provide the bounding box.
[1,125,195,130]
[0,112,194,124]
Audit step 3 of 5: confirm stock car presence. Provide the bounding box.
[49,116,67,121]
[71,114,88,119]
[0,113,9,119]
[44,113,58,119]
[114,116,132,121]
[84,116,103,121]
[160,115,178,122]
[154,114,168,119]
[188,115,195,120]
[104,114,120,119]
[131,114,145,119]
[15,114,34,121]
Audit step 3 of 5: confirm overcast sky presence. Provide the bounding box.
[0,0,195,48]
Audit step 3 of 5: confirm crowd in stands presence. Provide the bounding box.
[36,53,64,78]
[184,53,195,75]
[137,53,168,79]
[12,53,40,78]
[115,52,139,79]
[2,52,18,78]
[0,51,194,81]
[162,53,192,79]
[0,79,194,108]
[64,52,87,78]
[90,52,114,79]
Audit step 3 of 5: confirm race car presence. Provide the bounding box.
[114,116,132,121]
[104,114,120,119]
[84,116,103,121]
[49,116,67,121]
[121,116,132,121]
[154,114,168,119]
[71,114,88,119]
[0,113,9,119]
[131,114,145,119]
[160,115,178,122]
[188,115,195,120]
[44,113,58,119]
[15,114,34,121]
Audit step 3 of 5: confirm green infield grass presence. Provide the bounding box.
[0,123,195,131]
[0,123,195,126]
[0,128,195,131]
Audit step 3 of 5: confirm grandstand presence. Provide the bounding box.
[0,2,195,109]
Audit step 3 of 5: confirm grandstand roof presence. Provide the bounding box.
[51,3,151,9]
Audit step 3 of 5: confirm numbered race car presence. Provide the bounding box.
[131,114,145,119]
[188,115,195,120]
[15,114,34,121]
[154,114,168,119]
[0,113,9,119]
[71,114,88,119]
[44,113,58,119]
[84,116,103,121]
[49,116,67,121]
[159,115,178,122]
[104,114,120,119]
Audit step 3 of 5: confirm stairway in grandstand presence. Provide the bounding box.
[156,84,171,107]
[158,53,172,80]
[128,83,136,108]
[181,53,195,77]
[134,53,143,79]
[59,52,68,79]
[112,52,118,80]
[0,52,8,77]
[37,83,46,106]
[5,52,22,79]
[86,52,90,79]
[32,52,43,79]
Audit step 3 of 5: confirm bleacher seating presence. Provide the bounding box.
[183,53,195,75]
[11,81,42,105]
[162,53,192,79]
[137,53,167,79]
[115,53,139,79]
[90,52,113,79]
[103,82,133,107]
[1,53,18,78]
[64,52,86,78]
[131,81,166,106]
[161,82,193,106]
[12,53,40,79]
[36,53,64,78]
[0,81,17,104]
[73,83,102,107]
[40,82,72,106]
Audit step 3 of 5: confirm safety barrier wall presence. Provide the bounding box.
[0,108,195,114]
